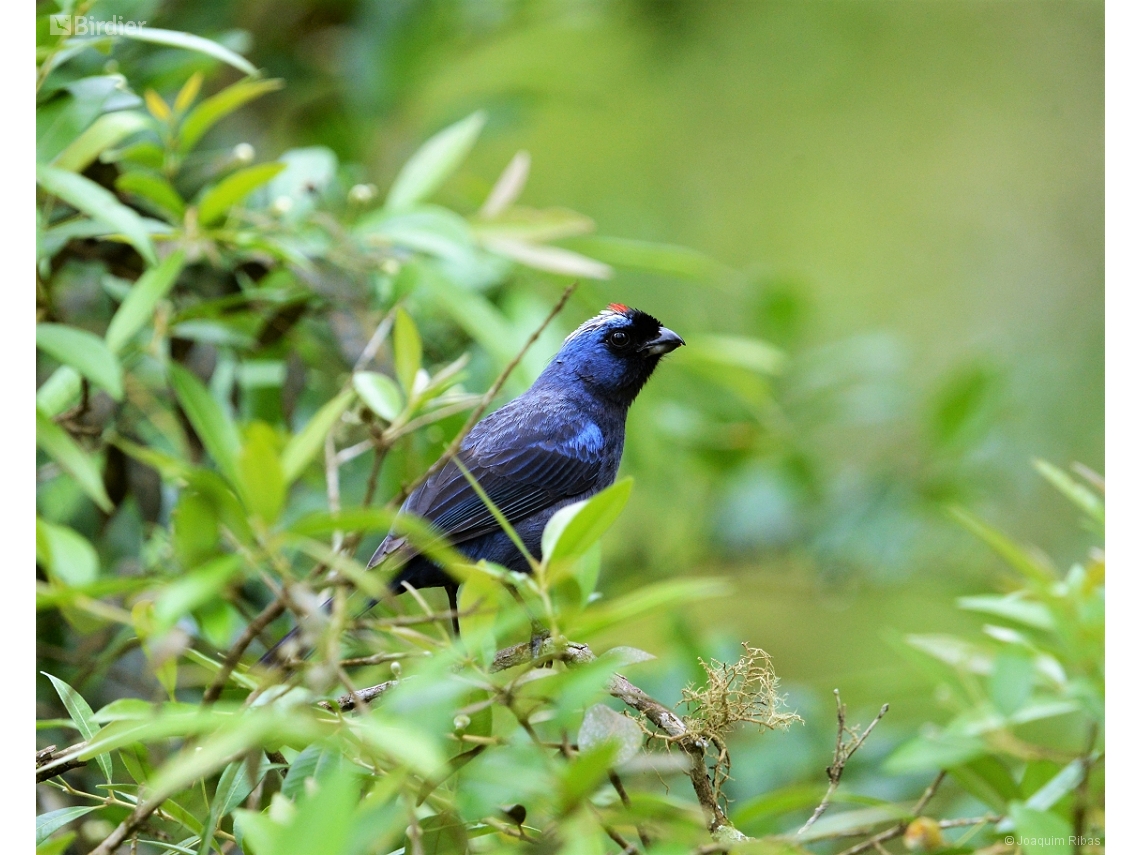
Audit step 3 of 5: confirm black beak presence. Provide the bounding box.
[642,327,685,356]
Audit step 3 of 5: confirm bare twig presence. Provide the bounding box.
[835,814,999,855]
[36,743,88,782]
[798,690,889,835]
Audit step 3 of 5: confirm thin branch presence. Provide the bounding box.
[834,814,999,855]
[798,690,889,835]
[36,743,88,782]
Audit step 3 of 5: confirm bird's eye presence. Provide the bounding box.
[609,330,630,347]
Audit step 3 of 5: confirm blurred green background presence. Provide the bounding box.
[58,0,1104,819]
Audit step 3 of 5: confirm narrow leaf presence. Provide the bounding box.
[43,673,113,782]
[36,323,123,400]
[393,308,422,395]
[543,478,633,563]
[115,28,258,77]
[37,163,156,265]
[169,363,241,486]
[36,806,103,846]
[53,110,150,173]
[179,78,284,153]
[36,409,113,512]
[105,250,186,353]
[386,111,486,209]
[197,162,285,226]
[353,372,404,421]
[281,389,355,484]
[482,237,613,279]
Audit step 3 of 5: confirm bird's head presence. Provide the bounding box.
[542,304,685,404]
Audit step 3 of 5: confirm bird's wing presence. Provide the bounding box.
[370,404,606,566]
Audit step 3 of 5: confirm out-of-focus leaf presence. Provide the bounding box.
[353,372,404,421]
[114,27,258,76]
[1009,802,1072,855]
[473,206,595,243]
[458,563,502,665]
[264,146,337,218]
[53,110,150,172]
[43,672,114,781]
[989,651,1035,716]
[154,554,243,633]
[483,237,612,279]
[197,162,286,226]
[562,235,731,281]
[36,830,77,855]
[386,111,486,209]
[957,594,1054,630]
[393,308,422,395]
[116,170,185,222]
[179,78,284,153]
[578,703,642,766]
[238,422,285,523]
[36,367,83,418]
[36,518,99,586]
[280,744,345,801]
[480,150,530,217]
[281,389,355,484]
[36,323,123,399]
[105,249,186,353]
[571,578,730,637]
[947,756,1020,812]
[543,478,633,564]
[950,506,1055,584]
[1034,459,1104,528]
[36,408,113,512]
[685,334,786,375]
[36,806,103,846]
[905,634,993,674]
[355,717,445,778]
[883,731,986,774]
[169,363,241,486]
[37,163,157,265]
[1025,758,1090,812]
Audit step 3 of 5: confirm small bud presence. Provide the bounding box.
[453,714,470,731]
[903,817,944,852]
[270,195,294,215]
[348,183,378,205]
[390,661,401,678]
[233,142,255,164]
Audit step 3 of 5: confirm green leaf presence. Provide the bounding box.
[281,389,355,484]
[561,235,731,281]
[542,478,633,564]
[116,170,186,222]
[458,564,503,665]
[685,334,786,375]
[105,249,186,353]
[36,323,123,400]
[36,518,99,586]
[473,207,597,243]
[482,237,613,279]
[883,731,986,774]
[1009,802,1072,855]
[950,506,1055,584]
[36,806,103,846]
[179,78,284,153]
[36,830,77,855]
[393,308,423,395]
[43,672,114,782]
[37,163,157,265]
[386,111,486,209]
[352,372,404,421]
[36,408,113,512]
[990,651,1035,716]
[1025,758,1089,812]
[114,27,258,77]
[1034,459,1104,528]
[199,757,270,855]
[197,162,286,226]
[53,110,151,172]
[169,363,241,486]
[238,422,285,523]
[578,703,642,766]
[570,578,730,638]
[280,744,345,801]
[154,554,243,633]
[957,593,1055,630]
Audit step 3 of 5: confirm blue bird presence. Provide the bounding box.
[263,304,682,661]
